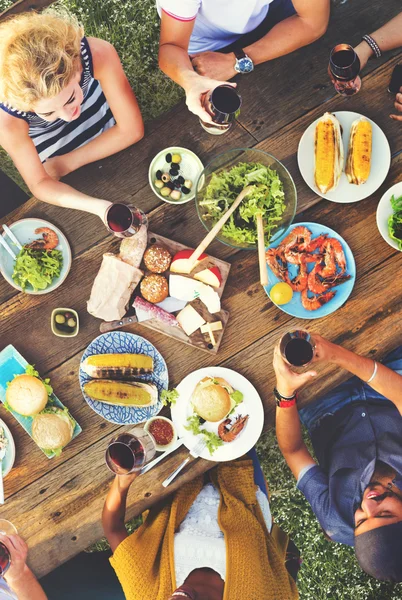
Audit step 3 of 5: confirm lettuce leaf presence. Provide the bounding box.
[160,388,179,407]
[12,247,63,292]
[388,194,402,250]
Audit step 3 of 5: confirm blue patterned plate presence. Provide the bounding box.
[79,332,168,424]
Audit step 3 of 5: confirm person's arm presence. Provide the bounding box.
[313,334,402,415]
[46,38,144,178]
[1,535,47,600]
[102,474,139,552]
[273,344,317,479]
[158,11,235,121]
[191,0,330,81]
[0,112,110,218]
[355,12,402,69]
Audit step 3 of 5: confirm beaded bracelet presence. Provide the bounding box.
[362,35,382,59]
[366,360,378,384]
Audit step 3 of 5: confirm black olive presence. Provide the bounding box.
[169,168,179,176]
[166,181,175,190]
[199,418,206,424]
[156,169,162,180]
[181,186,190,194]
[177,175,184,184]
[166,153,172,163]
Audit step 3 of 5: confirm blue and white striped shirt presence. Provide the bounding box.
[0,37,115,162]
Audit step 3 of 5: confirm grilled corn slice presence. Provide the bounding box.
[83,379,158,407]
[345,118,372,185]
[81,353,153,379]
[314,112,344,194]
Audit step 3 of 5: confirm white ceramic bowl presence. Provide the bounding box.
[148,146,204,205]
[144,415,177,451]
[376,181,402,251]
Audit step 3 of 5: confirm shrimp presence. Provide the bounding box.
[266,247,289,282]
[289,256,308,292]
[326,238,346,273]
[26,227,59,251]
[218,415,249,443]
[308,265,351,294]
[280,225,312,252]
[284,248,320,265]
[301,288,336,311]
[305,233,328,253]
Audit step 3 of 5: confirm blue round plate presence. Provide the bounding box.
[0,218,72,295]
[79,332,168,424]
[264,222,356,319]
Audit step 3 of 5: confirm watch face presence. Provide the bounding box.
[237,57,254,73]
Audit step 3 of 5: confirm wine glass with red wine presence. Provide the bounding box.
[328,44,361,97]
[104,202,148,239]
[105,428,156,475]
[280,330,315,367]
[0,542,11,577]
[200,84,242,135]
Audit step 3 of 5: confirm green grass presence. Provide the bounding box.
[1,1,402,597]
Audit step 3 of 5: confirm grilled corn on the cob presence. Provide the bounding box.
[345,118,372,185]
[314,113,343,194]
[81,353,153,379]
[83,379,158,407]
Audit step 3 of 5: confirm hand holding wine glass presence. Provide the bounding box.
[0,534,28,582]
[183,73,237,122]
[273,343,317,399]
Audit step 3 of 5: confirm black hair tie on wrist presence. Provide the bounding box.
[362,35,382,59]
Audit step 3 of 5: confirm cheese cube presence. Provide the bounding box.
[200,321,223,334]
[176,305,206,336]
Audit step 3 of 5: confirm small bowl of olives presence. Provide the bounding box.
[51,308,79,338]
[148,146,204,205]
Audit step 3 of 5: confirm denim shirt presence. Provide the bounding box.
[297,400,402,546]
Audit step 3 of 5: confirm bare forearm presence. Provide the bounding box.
[102,477,133,540]
[333,346,402,414]
[159,44,200,91]
[276,404,305,455]
[6,566,47,600]
[32,177,110,218]
[369,12,402,53]
[67,123,144,173]
[243,15,326,65]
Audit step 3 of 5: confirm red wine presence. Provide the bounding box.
[107,203,133,233]
[211,86,241,115]
[109,443,135,472]
[331,50,355,68]
[0,542,11,576]
[285,338,314,367]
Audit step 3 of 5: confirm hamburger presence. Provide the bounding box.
[191,377,237,422]
[32,407,74,452]
[6,374,48,416]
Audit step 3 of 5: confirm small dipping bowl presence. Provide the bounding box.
[51,308,79,338]
[148,146,204,205]
[144,416,177,452]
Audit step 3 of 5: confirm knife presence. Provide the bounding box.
[100,315,138,334]
[140,437,184,476]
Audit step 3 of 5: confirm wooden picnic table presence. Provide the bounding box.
[0,0,401,579]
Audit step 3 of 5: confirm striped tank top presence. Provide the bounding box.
[0,37,115,163]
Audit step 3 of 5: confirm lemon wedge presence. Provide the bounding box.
[270,282,293,305]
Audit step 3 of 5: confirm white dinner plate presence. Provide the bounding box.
[298,111,391,203]
[171,367,264,462]
[0,419,15,477]
[376,181,402,251]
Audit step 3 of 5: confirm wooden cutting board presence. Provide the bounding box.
[101,231,231,354]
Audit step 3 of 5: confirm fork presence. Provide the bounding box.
[162,437,207,488]
[2,225,22,251]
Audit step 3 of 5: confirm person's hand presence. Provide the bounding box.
[1,534,28,584]
[184,74,237,122]
[273,343,317,398]
[390,88,402,122]
[43,155,73,180]
[190,51,237,82]
[312,334,340,364]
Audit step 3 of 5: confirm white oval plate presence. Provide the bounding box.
[171,367,264,462]
[0,419,15,477]
[376,181,402,251]
[0,218,72,294]
[148,146,204,205]
[298,111,391,203]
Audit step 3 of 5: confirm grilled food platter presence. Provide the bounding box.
[91,231,231,354]
[297,111,391,203]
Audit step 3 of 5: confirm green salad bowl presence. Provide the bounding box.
[195,148,297,250]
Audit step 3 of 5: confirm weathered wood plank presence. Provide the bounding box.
[236,0,402,140]
[0,0,54,21]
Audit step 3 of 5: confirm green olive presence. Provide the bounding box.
[171,154,181,164]
[55,314,66,324]
[154,179,164,189]
[160,186,171,197]
[67,318,76,328]
[170,190,182,201]
[184,179,193,189]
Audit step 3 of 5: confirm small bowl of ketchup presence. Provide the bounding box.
[144,416,177,452]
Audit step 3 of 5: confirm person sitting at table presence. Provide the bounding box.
[354,11,402,121]
[0,8,144,219]
[102,449,300,600]
[273,335,402,582]
[157,0,330,122]
[0,533,47,600]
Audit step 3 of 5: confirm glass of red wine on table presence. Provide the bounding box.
[329,44,361,97]
[280,330,316,368]
[200,84,242,135]
[105,427,156,475]
[104,202,148,239]
[0,520,18,578]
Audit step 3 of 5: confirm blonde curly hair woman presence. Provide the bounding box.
[0,8,144,218]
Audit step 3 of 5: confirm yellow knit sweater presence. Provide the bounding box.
[110,459,299,600]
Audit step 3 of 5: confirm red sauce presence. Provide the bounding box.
[149,419,174,446]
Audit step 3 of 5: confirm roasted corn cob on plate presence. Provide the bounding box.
[298,111,390,203]
[79,332,168,424]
